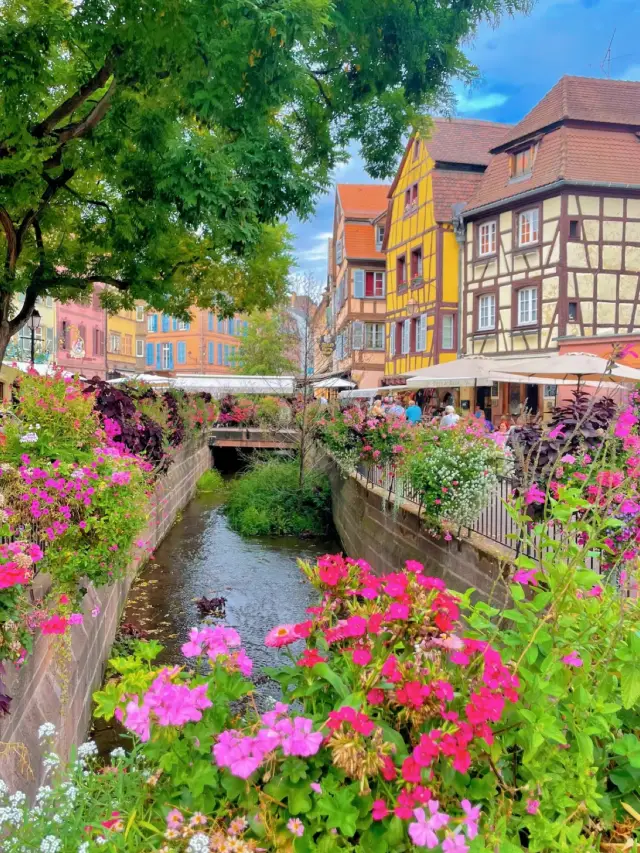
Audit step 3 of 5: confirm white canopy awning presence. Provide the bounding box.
[338,385,411,401]
[172,374,295,395]
[404,356,527,389]
[313,377,356,389]
[108,373,171,386]
[491,352,640,384]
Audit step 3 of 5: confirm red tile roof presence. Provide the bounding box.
[426,118,511,166]
[466,125,640,213]
[431,171,484,222]
[497,76,640,150]
[344,222,383,260]
[337,184,389,218]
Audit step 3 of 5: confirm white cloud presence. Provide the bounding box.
[297,232,332,262]
[621,64,640,81]
[455,90,509,114]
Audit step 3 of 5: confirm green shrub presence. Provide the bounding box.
[225,457,331,537]
[196,468,225,493]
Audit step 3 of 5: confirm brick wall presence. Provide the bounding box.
[310,446,512,602]
[0,439,211,795]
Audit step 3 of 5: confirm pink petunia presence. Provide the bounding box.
[526,799,540,815]
[561,651,583,667]
[513,568,539,587]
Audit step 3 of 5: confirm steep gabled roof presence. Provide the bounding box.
[496,76,640,151]
[431,171,484,222]
[336,184,389,219]
[427,118,511,166]
[344,222,384,260]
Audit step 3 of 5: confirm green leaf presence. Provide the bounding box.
[575,732,594,762]
[313,663,349,699]
[288,786,312,815]
[621,664,640,710]
[316,788,360,837]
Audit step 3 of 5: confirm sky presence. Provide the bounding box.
[289,0,640,285]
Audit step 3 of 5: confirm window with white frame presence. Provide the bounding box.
[442,314,454,350]
[364,323,385,350]
[478,221,496,257]
[177,320,188,331]
[335,238,343,265]
[401,319,411,354]
[478,294,495,331]
[517,286,538,326]
[136,306,144,322]
[135,338,144,358]
[162,343,171,369]
[388,324,395,356]
[109,333,121,353]
[518,208,539,247]
[375,224,385,251]
[416,315,427,352]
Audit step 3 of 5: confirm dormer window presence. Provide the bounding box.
[510,144,536,179]
[375,224,385,251]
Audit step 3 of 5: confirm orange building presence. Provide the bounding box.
[328,184,390,388]
[145,309,247,374]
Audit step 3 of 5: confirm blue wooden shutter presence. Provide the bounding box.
[161,314,169,332]
[218,343,222,363]
[156,343,162,369]
[168,343,174,370]
[208,342,214,363]
[146,343,154,366]
[172,317,178,331]
[353,269,365,298]
[177,342,186,363]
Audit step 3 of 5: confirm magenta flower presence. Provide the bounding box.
[352,648,372,666]
[372,799,389,821]
[408,801,449,849]
[287,818,304,837]
[548,423,565,440]
[561,651,583,667]
[69,613,84,625]
[587,585,603,598]
[615,406,637,439]
[526,799,540,815]
[513,568,539,587]
[310,782,322,794]
[166,809,184,829]
[275,716,323,757]
[442,834,469,853]
[264,624,298,648]
[524,484,546,505]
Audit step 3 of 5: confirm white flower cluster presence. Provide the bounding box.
[110,746,126,760]
[38,722,57,742]
[40,835,62,852]
[19,424,39,444]
[77,740,98,760]
[187,833,211,853]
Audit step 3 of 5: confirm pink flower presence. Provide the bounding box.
[442,835,469,852]
[513,568,539,587]
[41,615,68,635]
[444,532,452,542]
[524,484,546,505]
[287,818,304,837]
[310,782,322,794]
[587,584,603,598]
[297,649,327,668]
[386,602,410,621]
[276,716,323,757]
[166,809,184,829]
[367,688,385,705]
[460,799,481,840]
[91,606,100,618]
[352,648,372,666]
[562,651,583,667]
[560,454,576,464]
[372,799,388,821]
[526,799,540,815]
[615,406,637,439]
[408,801,449,848]
[69,613,84,625]
[548,423,565,440]
[111,470,132,486]
[264,624,298,647]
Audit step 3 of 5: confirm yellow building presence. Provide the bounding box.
[384,119,509,381]
[107,308,138,376]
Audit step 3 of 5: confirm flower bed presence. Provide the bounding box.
[0,370,217,712]
[217,394,292,427]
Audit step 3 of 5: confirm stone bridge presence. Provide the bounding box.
[208,426,299,449]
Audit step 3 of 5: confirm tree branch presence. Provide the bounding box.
[0,207,17,273]
[8,285,39,335]
[61,184,115,225]
[16,169,75,249]
[306,68,332,108]
[54,76,117,145]
[30,56,116,140]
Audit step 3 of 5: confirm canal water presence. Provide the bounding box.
[92,490,339,752]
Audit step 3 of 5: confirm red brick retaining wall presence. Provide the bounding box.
[0,440,211,795]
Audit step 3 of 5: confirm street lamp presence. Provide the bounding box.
[27,309,41,367]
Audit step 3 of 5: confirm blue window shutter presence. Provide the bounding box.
[185,322,190,331]
[217,318,224,333]
[153,315,158,332]
[228,318,234,335]
[217,343,222,364]
[208,313,213,331]
[161,314,169,332]
[172,317,178,331]
[146,343,154,366]
[168,343,174,370]
[224,344,229,365]
[177,342,186,364]
[156,343,162,369]
[353,269,365,298]
[208,342,214,363]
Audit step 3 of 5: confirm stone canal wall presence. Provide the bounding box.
[0,439,211,795]
[310,446,511,603]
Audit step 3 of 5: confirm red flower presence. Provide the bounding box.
[41,614,68,635]
[381,755,397,781]
[401,755,422,783]
[296,649,327,668]
[367,688,385,705]
[395,681,428,708]
[0,563,30,589]
[293,621,313,639]
[101,811,121,830]
[372,799,388,821]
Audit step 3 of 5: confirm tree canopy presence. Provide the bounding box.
[237,313,299,376]
[0,0,531,359]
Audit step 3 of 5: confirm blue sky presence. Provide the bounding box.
[290,0,640,285]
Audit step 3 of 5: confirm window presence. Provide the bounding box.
[518,208,539,247]
[208,313,214,331]
[177,320,189,331]
[46,326,53,354]
[413,138,420,161]
[60,320,69,350]
[335,238,343,265]
[478,221,497,257]
[375,224,385,251]
[177,341,187,363]
[362,271,385,298]
[136,338,144,358]
[401,319,411,354]
[411,248,423,281]
[364,323,385,350]
[397,256,407,289]
[478,294,496,331]
[161,314,170,333]
[123,334,132,355]
[147,314,158,332]
[224,344,230,366]
[136,306,144,322]
[217,318,224,333]
[517,286,538,326]
[569,219,580,239]
[217,343,223,364]
[511,145,535,178]
[404,183,418,213]
[231,346,237,367]
[161,343,171,369]
[228,318,234,335]
[109,333,121,353]
[568,301,578,322]
[208,342,214,364]
[93,328,104,356]
[417,315,427,352]
[442,314,454,350]
[146,342,154,366]
[46,296,53,309]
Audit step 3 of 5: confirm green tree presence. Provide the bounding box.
[237,313,298,376]
[0,0,530,364]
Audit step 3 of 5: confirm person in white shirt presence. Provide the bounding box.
[440,405,460,428]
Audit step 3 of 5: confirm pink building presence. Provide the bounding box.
[56,286,108,379]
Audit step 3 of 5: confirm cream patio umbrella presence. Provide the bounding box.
[490,352,640,386]
[405,356,534,389]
